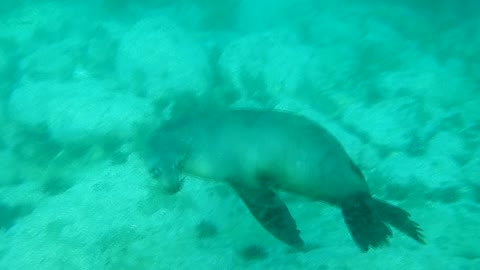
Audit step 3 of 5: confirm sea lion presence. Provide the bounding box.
[143,109,425,251]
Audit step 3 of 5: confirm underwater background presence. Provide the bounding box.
[1,0,479,269]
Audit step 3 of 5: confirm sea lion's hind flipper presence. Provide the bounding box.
[341,193,392,252]
[230,183,304,248]
[371,198,425,245]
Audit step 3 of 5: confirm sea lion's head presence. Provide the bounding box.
[142,140,185,195]
[148,164,184,194]
[140,125,189,195]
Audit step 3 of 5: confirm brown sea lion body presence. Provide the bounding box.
[144,110,424,251]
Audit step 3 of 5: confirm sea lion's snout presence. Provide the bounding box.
[149,167,184,194]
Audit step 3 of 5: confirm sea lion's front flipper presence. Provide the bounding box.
[230,183,304,248]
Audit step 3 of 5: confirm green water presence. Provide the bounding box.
[0,1,479,269]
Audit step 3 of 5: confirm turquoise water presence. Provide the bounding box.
[1,0,479,269]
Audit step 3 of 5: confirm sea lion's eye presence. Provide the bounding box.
[150,167,163,179]
[174,161,184,171]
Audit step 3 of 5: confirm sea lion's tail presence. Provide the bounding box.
[341,192,425,252]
